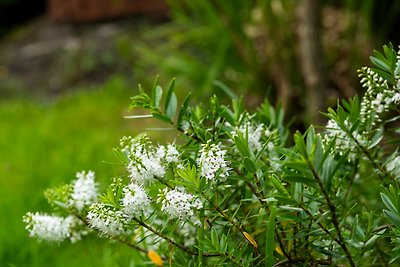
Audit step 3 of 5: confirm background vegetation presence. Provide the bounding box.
[2,0,400,266]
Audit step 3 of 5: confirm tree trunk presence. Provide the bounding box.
[296,0,326,124]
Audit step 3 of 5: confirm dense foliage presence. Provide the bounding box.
[25,44,400,266]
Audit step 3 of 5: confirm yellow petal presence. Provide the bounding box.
[147,249,163,267]
[275,245,284,256]
[243,231,258,248]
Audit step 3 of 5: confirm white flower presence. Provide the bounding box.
[166,144,180,163]
[324,119,351,155]
[156,144,180,164]
[155,145,166,160]
[23,213,85,243]
[124,136,165,185]
[232,122,264,152]
[159,187,202,223]
[122,137,182,184]
[69,170,98,211]
[392,92,400,103]
[359,66,400,126]
[87,203,129,236]
[323,119,367,159]
[197,142,229,181]
[122,183,152,218]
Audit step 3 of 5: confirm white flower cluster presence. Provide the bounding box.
[121,136,180,185]
[126,139,165,184]
[395,48,400,87]
[324,119,367,158]
[69,170,98,211]
[359,67,400,126]
[23,170,97,243]
[87,202,130,236]
[197,142,230,181]
[122,183,152,218]
[230,120,278,160]
[84,177,153,237]
[156,144,180,164]
[23,213,86,243]
[159,187,203,224]
[232,122,265,152]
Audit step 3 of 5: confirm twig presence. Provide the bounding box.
[273,257,332,266]
[344,126,394,181]
[133,218,200,256]
[306,159,355,267]
[200,191,259,255]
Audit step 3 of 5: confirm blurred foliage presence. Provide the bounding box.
[337,0,400,42]
[129,0,400,125]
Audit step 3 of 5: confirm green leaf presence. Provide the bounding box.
[318,137,336,171]
[232,97,244,123]
[370,55,391,73]
[220,234,228,253]
[130,89,152,110]
[217,106,235,125]
[321,151,349,189]
[282,175,317,188]
[177,93,191,127]
[213,80,238,99]
[306,126,316,155]
[383,210,400,227]
[164,78,176,113]
[234,135,251,158]
[243,157,257,174]
[150,76,162,108]
[336,105,347,125]
[166,92,178,120]
[99,187,119,208]
[151,76,159,91]
[151,112,172,124]
[294,131,308,159]
[274,196,298,206]
[365,231,384,248]
[269,175,289,197]
[368,126,384,149]
[153,85,163,109]
[176,163,198,187]
[371,68,394,83]
[313,134,323,170]
[211,228,219,249]
[381,192,398,213]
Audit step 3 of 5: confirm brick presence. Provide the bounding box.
[47,0,168,23]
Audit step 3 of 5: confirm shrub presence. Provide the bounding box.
[24,44,400,266]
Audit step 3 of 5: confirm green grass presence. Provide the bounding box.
[0,76,167,267]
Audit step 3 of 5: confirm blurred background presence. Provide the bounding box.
[1,0,400,266]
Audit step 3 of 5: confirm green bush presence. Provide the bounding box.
[24,44,400,266]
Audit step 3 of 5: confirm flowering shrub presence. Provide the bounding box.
[24,44,400,266]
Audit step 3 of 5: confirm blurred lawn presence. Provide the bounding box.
[0,76,164,267]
